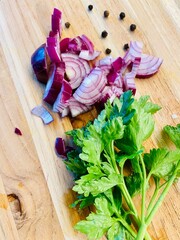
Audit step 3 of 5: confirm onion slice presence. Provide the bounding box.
[43,62,65,105]
[122,41,143,71]
[31,105,54,124]
[124,58,141,94]
[46,33,61,63]
[51,8,62,36]
[55,137,66,157]
[61,53,91,89]
[68,96,92,117]
[14,128,22,136]
[53,79,72,113]
[60,38,71,53]
[31,44,50,84]
[136,54,163,78]
[73,67,107,105]
[79,50,101,61]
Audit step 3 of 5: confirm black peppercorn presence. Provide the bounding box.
[123,43,129,51]
[130,24,136,31]
[105,48,111,54]
[101,30,108,38]
[119,12,125,20]
[88,5,93,11]
[104,10,109,18]
[65,22,70,28]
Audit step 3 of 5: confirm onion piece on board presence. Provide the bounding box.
[79,50,101,61]
[55,137,66,157]
[51,8,62,36]
[68,96,92,117]
[31,105,54,124]
[61,53,91,89]
[124,58,141,94]
[122,41,143,72]
[31,44,50,84]
[43,62,65,105]
[14,128,22,136]
[46,33,61,63]
[136,54,163,78]
[53,79,72,113]
[73,67,107,105]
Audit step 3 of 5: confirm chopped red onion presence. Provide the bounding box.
[51,8,62,35]
[73,67,107,105]
[122,41,143,71]
[31,44,50,84]
[60,38,71,53]
[43,62,65,105]
[14,128,22,136]
[61,53,91,89]
[46,33,61,63]
[124,58,141,94]
[136,54,163,78]
[53,79,72,113]
[79,50,101,61]
[80,34,94,53]
[31,105,54,124]
[55,137,66,157]
[68,96,92,117]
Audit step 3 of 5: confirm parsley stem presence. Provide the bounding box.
[117,217,137,238]
[146,161,180,226]
[146,178,160,216]
[139,154,147,222]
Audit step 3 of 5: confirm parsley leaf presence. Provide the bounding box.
[74,196,116,240]
[125,173,142,197]
[73,173,122,197]
[164,124,180,148]
[107,221,125,240]
[144,148,180,178]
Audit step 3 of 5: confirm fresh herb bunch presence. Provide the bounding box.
[64,91,180,240]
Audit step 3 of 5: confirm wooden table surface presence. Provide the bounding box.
[0,0,179,239]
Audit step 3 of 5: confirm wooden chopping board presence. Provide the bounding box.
[0,0,179,239]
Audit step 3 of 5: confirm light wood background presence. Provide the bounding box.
[0,0,179,239]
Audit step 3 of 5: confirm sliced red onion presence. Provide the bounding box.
[79,50,101,61]
[68,36,83,54]
[31,44,50,84]
[95,56,114,68]
[122,41,143,71]
[136,54,163,78]
[80,34,94,54]
[99,86,115,104]
[107,71,118,85]
[51,8,62,36]
[60,38,71,53]
[95,56,114,75]
[112,57,123,72]
[61,107,70,117]
[73,67,107,105]
[67,35,95,54]
[46,33,61,63]
[114,74,124,88]
[68,96,92,117]
[31,105,54,124]
[61,53,91,89]
[14,128,22,136]
[53,79,72,113]
[43,62,65,105]
[55,137,66,157]
[124,58,141,94]
[111,85,124,98]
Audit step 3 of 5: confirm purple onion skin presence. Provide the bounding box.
[31,44,50,84]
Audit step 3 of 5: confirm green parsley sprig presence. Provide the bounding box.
[65,91,180,240]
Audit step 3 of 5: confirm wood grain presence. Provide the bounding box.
[0,0,179,239]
